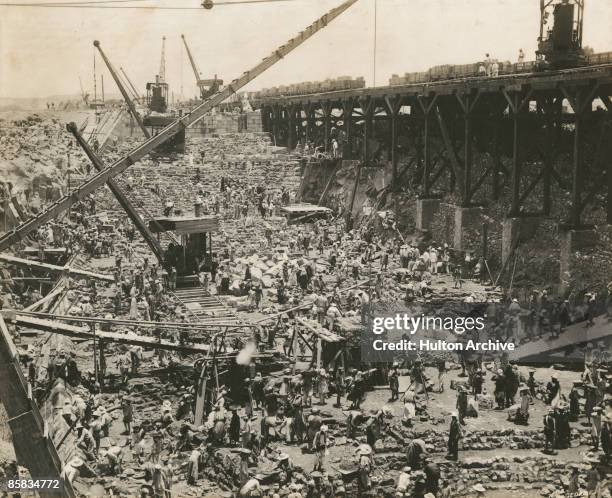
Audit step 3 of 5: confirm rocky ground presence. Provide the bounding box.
[1,111,610,498]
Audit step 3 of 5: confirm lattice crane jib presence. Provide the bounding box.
[159,35,166,83]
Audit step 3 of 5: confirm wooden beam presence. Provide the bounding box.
[3,312,215,354]
[23,283,66,313]
[11,310,253,330]
[0,254,114,282]
[435,106,463,179]
[0,314,74,498]
[296,317,345,343]
[318,162,340,205]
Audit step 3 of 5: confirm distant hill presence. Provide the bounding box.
[0,93,124,111]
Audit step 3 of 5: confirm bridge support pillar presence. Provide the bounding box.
[322,102,331,152]
[453,205,483,251]
[342,99,354,160]
[287,106,297,149]
[501,217,540,265]
[559,228,598,289]
[416,198,440,231]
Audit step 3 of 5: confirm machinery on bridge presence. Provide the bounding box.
[181,34,223,101]
[142,36,186,150]
[94,40,151,140]
[0,0,360,253]
[380,0,601,86]
[537,0,585,68]
[147,36,169,113]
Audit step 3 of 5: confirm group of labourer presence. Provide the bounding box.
[5,127,612,498]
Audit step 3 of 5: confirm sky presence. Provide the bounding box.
[1,0,611,99]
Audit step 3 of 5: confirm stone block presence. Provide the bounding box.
[559,228,599,288]
[453,206,483,251]
[416,198,440,231]
[501,217,540,264]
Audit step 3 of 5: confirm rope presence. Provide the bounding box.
[0,0,299,8]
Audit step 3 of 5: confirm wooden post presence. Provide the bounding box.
[570,98,582,228]
[343,100,354,159]
[482,223,488,261]
[91,322,99,386]
[510,93,521,217]
[272,105,279,146]
[98,339,106,386]
[288,106,296,149]
[463,96,473,206]
[323,103,331,152]
[390,113,398,184]
[423,112,430,195]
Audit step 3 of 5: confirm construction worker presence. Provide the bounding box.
[99,443,123,475]
[307,407,322,451]
[447,412,462,461]
[312,424,328,471]
[389,362,400,401]
[357,444,373,491]
[543,408,557,453]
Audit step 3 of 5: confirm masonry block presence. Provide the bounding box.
[453,206,483,251]
[416,198,440,231]
[559,228,599,288]
[502,217,540,264]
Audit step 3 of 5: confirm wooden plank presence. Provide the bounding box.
[4,313,214,355]
[22,247,67,255]
[6,310,250,330]
[23,283,66,312]
[149,216,220,234]
[281,204,332,214]
[0,254,114,282]
[296,317,345,343]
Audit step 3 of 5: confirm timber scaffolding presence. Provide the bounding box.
[254,63,612,229]
[1,310,262,355]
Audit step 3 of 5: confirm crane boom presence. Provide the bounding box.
[117,70,139,103]
[120,66,142,102]
[0,0,359,252]
[94,41,150,138]
[181,34,201,84]
[66,122,165,262]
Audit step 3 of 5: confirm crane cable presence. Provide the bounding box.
[0,0,299,8]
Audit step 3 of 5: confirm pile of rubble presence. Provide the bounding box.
[0,115,82,214]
